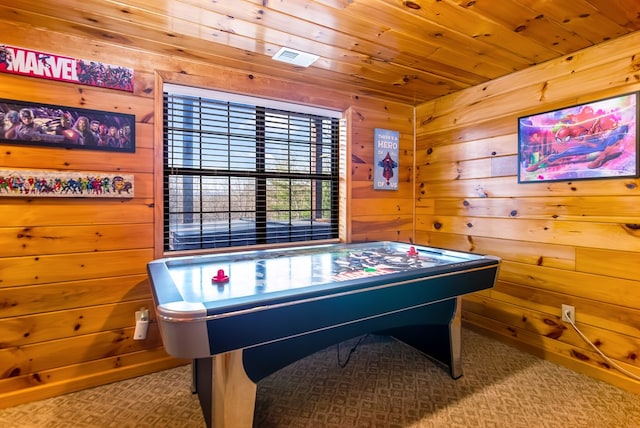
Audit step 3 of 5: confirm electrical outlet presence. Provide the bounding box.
[561,304,575,323]
[133,308,149,340]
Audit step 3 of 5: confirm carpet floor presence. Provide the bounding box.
[1,328,638,427]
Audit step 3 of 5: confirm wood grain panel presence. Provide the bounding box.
[350,198,414,217]
[424,82,640,146]
[350,229,414,244]
[1,0,638,406]
[417,176,640,199]
[417,215,640,251]
[416,115,518,148]
[159,69,377,114]
[1,298,155,347]
[415,232,575,270]
[576,248,640,281]
[341,0,541,71]
[415,31,640,134]
[0,5,420,105]
[0,249,153,287]
[0,73,153,119]
[415,202,435,216]
[462,312,640,393]
[351,180,414,199]
[0,275,151,317]
[467,0,626,53]
[417,158,495,181]
[0,224,153,257]
[0,199,153,227]
[2,0,638,108]
[470,281,640,338]
[0,348,183,408]
[431,196,640,223]
[0,146,154,175]
[498,260,640,308]
[0,324,163,379]
[463,294,640,365]
[351,215,413,236]
[415,134,514,165]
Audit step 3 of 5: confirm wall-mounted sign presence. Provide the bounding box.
[373,128,399,190]
[0,169,134,198]
[0,44,134,92]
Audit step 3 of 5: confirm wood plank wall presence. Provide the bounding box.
[415,30,640,394]
[0,20,414,408]
[344,101,415,243]
[0,21,181,408]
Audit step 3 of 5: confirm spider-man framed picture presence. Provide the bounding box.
[518,92,638,183]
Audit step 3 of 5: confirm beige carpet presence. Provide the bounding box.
[1,328,639,427]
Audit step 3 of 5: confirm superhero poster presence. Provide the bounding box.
[518,92,638,183]
[0,168,134,198]
[373,128,399,190]
[0,44,133,92]
[0,98,135,153]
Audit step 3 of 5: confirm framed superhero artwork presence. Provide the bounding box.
[517,92,639,183]
[0,98,135,153]
[0,169,134,198]
[373,128,399,190]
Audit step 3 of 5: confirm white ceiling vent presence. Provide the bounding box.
[272,47,319,67]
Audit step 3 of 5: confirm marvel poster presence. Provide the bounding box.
[0,44,134,92]
[0,98,135,153]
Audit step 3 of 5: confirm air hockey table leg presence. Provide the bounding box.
[449,296,463,379]
[194,350,257,428]
[379,296,464,379]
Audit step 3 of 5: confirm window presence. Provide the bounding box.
[163,85,341,251]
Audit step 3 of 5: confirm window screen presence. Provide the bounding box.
[163,88,340,251]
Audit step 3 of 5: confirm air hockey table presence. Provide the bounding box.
[147,241,500,428]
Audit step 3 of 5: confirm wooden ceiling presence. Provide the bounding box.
[2,0,640,105]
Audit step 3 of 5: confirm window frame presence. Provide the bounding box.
[161,84,342,253]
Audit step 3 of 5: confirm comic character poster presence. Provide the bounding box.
[374,128,399,190]
[518,92,638,183]
[0,169,134,198]
[0,98,135,153]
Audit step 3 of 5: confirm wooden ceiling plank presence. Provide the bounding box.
[374,0,561,63]
[1,0,639,106]
[265,0,537,70]
[0,1,461,101]
[77,0,485,90]
[584,0,640,29]
[458,0,604,56]
[0,7,435,104]
[175,0,510,83]
[515,0,631,44]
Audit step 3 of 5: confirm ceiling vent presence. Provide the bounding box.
[272,47,319,67]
